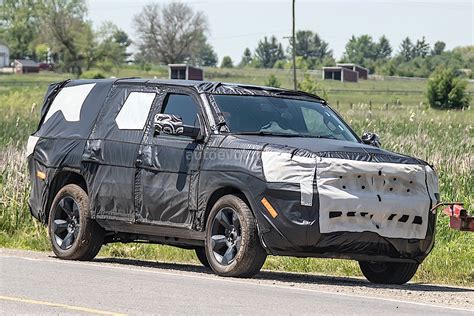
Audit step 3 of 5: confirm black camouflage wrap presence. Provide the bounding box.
[27,78,438,263]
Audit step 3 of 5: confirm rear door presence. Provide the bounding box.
[82,83,160,221]
[136,89,206,227]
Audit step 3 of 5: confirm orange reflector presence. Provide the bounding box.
[36,171,46,180]
[261,197,278,218]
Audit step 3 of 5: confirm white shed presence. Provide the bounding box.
[0,42,10,68]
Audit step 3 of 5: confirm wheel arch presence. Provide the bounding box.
[203,186,257,230]
[44,169,88,224]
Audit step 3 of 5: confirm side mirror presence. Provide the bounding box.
[154,114,202,140]
[361,132,381,147]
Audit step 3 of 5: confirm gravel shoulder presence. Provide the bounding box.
[1,248,473,312]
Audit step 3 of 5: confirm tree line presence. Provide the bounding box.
[0,0,132,76]
[1,1,472,79]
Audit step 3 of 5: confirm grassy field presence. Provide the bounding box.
[0,69,473,286]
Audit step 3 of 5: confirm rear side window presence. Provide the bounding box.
[115,92,156,130]
[162,94,200,127]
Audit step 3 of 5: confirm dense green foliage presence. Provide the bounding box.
[0,71,472,285]
[427,67,470,109]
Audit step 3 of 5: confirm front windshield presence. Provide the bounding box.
[213,95,358,142]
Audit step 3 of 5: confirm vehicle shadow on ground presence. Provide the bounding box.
[93,257,473,293]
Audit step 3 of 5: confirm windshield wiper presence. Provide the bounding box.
[298,134,338,140]
[235,132,338,139]
[235,131,301,137]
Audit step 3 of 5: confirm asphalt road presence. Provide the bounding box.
[0,249,472,315]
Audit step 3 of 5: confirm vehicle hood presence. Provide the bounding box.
[232,134,425,165]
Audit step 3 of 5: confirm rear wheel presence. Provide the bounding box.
[359,261,419,284]
[48,184,104,261]
[205,195,267,277]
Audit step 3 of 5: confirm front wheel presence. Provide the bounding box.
[195,247,210,268]
[359,261,419,284]
[205,195,267,277]
[48,184,104,261]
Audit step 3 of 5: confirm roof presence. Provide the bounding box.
[14,59,39,67]
[168,64,203,70]
[322,66,357,73]
[68,78,327,103]
[336,63,369,71]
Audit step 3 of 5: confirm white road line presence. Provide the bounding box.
[1,254,473,313]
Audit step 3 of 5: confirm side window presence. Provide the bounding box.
[115,92,156,129]
[162,94,200,127]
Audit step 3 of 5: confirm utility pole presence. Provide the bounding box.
[292,0,297,90]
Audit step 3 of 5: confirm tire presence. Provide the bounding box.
[195,247,210,268]
[359,261,419,284]
[48,184,104,261]
[205,194,267,277]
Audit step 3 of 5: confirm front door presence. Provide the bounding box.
[136,91,205,227]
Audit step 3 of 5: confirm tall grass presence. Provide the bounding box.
[0,74,472,285]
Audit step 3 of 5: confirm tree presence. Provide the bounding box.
[342,35,377,65]
[93,22,132,72]
[35,44,49,62]
[398,37,414,61]
[264,74,281,88]
[220,56,233,68]
[292,30,332,61]
[194,42,217,67]
[427,67,470,109]
[133,2,208,64]
[413,36,430,58]
[432,41,446,55]
[0,0,41,59]
[38,0,89,76]
[375,35,392,59]
[254,36,285,68]
[239,48,253,67]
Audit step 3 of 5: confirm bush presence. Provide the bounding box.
[264,74,281,88]
[297,72,327,99]
[80,71,106,79]
[427,67,470,109]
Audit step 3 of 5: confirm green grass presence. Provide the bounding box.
[0,70,472,286]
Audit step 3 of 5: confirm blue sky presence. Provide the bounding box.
[87,0,474,63]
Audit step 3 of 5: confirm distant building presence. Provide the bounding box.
[337,63,369,80]
[322,63,369,83]
[0,42,10,68]
[14,59,40,74]
[322,66,358,83]
[168,64,204,81]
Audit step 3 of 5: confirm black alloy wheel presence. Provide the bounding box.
[210,207,242,266]
[52,196,81,250]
